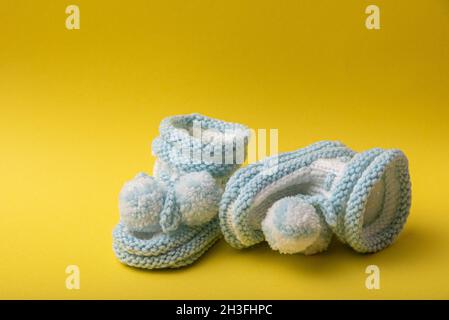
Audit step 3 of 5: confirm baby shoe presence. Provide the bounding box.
[113,113,250,268]
[219,141,411,254]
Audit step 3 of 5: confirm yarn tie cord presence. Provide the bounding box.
[113,113,250,269]
[219,141,411,255]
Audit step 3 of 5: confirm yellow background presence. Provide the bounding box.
[1,0,448,299]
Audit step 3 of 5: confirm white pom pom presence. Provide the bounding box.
[261,197,324,254]
[174,171,222,226]
[119,172,166,233]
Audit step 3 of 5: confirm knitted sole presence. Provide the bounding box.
[113,218,221,269]
[333,149,411,252]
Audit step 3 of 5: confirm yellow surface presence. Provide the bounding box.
[1,0,449,299]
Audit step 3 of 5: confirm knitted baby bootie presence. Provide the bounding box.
[113,113,250,268]
[219,141,411,255]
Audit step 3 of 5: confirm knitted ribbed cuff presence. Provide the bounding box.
[152,113,250,179]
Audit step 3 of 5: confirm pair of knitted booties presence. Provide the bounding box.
[112,114,411,269]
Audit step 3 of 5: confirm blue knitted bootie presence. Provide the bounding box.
[219,141,411,255]
[113,114,250,269]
